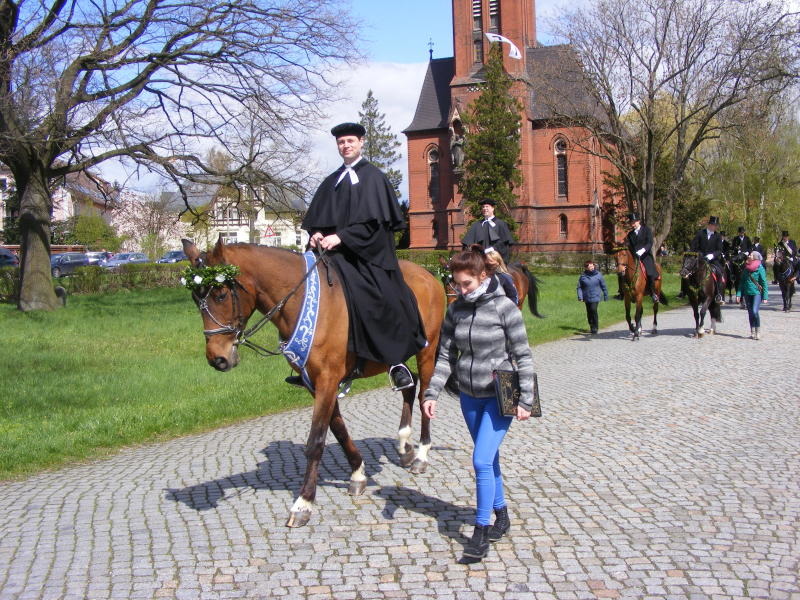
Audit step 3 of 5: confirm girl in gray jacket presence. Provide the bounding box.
[423,246,534,563]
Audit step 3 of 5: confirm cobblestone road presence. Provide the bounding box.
[1,289,799,600]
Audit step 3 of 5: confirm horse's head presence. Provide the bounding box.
[612,247,630,275]
[679,252,701,279]
[182,237,256,372]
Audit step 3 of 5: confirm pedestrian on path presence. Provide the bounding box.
[422,245,534,564]
[736,250,768,340]
[577,259,608,334]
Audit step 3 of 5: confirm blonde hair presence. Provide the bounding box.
[484,249,509,274]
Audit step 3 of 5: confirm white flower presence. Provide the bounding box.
[215,273,226,283]
[194,275,203,285]
[180,277,187,286]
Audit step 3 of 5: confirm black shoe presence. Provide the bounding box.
[285,375,305,387]
[389,364,414,391]
[677,291,685,298]
[590,328,598,335]
[488,507,510,542]
[715,294,723,303]
[460,524,490,563]
[651,293,660,303]
[613,293,623,300]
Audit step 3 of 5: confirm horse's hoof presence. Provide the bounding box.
[286,510,311,528]
[399,447,416,468]
[348,480,367,496]
[409,459,428,474]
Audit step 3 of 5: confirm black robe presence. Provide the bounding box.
[625,224,659,280]
[462,217,513,264]
[302,159,426,366]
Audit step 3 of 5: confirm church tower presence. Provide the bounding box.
[403,0,616,254]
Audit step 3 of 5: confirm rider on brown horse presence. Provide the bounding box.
[300,121,426,391]
[625,212,660,304]
[690,216,725,304]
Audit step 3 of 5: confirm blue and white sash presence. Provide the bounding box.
[281,251,320,390]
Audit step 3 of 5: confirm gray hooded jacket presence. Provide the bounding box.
[424,278,535,410]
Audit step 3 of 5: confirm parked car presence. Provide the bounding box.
[86,251,113,266]
[156,250,188,263]
[102,252,150,269]
[0,247,19,267]
[51,252,89,277]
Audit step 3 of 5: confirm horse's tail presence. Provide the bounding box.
[658,290,669,306]
[518,264,544,318]
[54,285,67,307]
[710,301,722,322]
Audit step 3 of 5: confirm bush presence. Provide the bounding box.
[0,266,19,302]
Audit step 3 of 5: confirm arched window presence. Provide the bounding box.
[427,147,440,207]
[559,214,568,238]
[555,139,568,198]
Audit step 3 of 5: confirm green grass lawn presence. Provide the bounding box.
[0,272,686,479]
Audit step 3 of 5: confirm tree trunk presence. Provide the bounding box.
[17,167,59,311]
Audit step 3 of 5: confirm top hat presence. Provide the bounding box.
[330,122,366,138]
[627,212,640,222]
[707,216,719,225]
[479,198,496,206]
[782,230,790,237]
[737,226,745,233]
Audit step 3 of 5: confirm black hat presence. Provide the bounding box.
[708,216,719,225]
[782,230,790,237]
[330,122,366,138]
[479,198,496,206]
[628,212,640,222]
[737,226,745,233]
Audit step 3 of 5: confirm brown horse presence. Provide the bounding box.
[440,258,543,317]
[613,248,664,339]
[182,238,445,527]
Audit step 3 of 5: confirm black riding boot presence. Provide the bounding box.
[460,524,491,563]
[647,277,659,303]
[488,506,510,542]
[389,364,414,391]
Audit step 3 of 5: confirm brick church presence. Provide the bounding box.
[403,0,618,254]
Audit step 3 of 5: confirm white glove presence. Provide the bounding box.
[705,253,714,260]
[636,248,646,256]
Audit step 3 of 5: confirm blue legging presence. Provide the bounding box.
[460,392,514,526]
[744,294,762,327]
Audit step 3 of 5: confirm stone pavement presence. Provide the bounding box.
[1,287,798,600]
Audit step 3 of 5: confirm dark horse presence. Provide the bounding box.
[725,252,748,308]
[440,258,544,317]
[773,248,795,312]
[679,252,722,337]
[182,238,445,527]
[613,248,665,340]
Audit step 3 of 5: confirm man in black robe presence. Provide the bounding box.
[625,212,660,303]
[301,122,426,390]
[461,199,514,264]
[690,215,725,303]
[775,230,800,280]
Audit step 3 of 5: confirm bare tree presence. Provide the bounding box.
[539,0,799,246]
[0,0,359,310]
[112,191,188,258]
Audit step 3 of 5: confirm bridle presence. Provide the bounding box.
[194,249,328,357]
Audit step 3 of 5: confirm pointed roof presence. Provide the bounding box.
[403,58,455,134]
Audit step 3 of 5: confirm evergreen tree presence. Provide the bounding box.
[458,44,523,228]
[358,90,403,199]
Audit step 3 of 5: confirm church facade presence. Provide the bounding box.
[403,0,619,254]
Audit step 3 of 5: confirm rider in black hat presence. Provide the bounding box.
[461,198,514,264]
[731,226,752,256]
[625,212,660,303]
[690,216,725,303]
[775,230,800,280]
[300,121,427,391]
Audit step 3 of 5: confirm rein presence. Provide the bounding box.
[197,249,328,357]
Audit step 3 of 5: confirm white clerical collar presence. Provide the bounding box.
[335,156,363,186]
[483,216,495,224]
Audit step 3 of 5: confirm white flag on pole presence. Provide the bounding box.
[484,32,522,60]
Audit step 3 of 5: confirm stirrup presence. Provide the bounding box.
[389,364,414,391]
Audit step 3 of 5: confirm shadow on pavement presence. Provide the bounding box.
[165,436,411,511]
[372,485,473,547]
